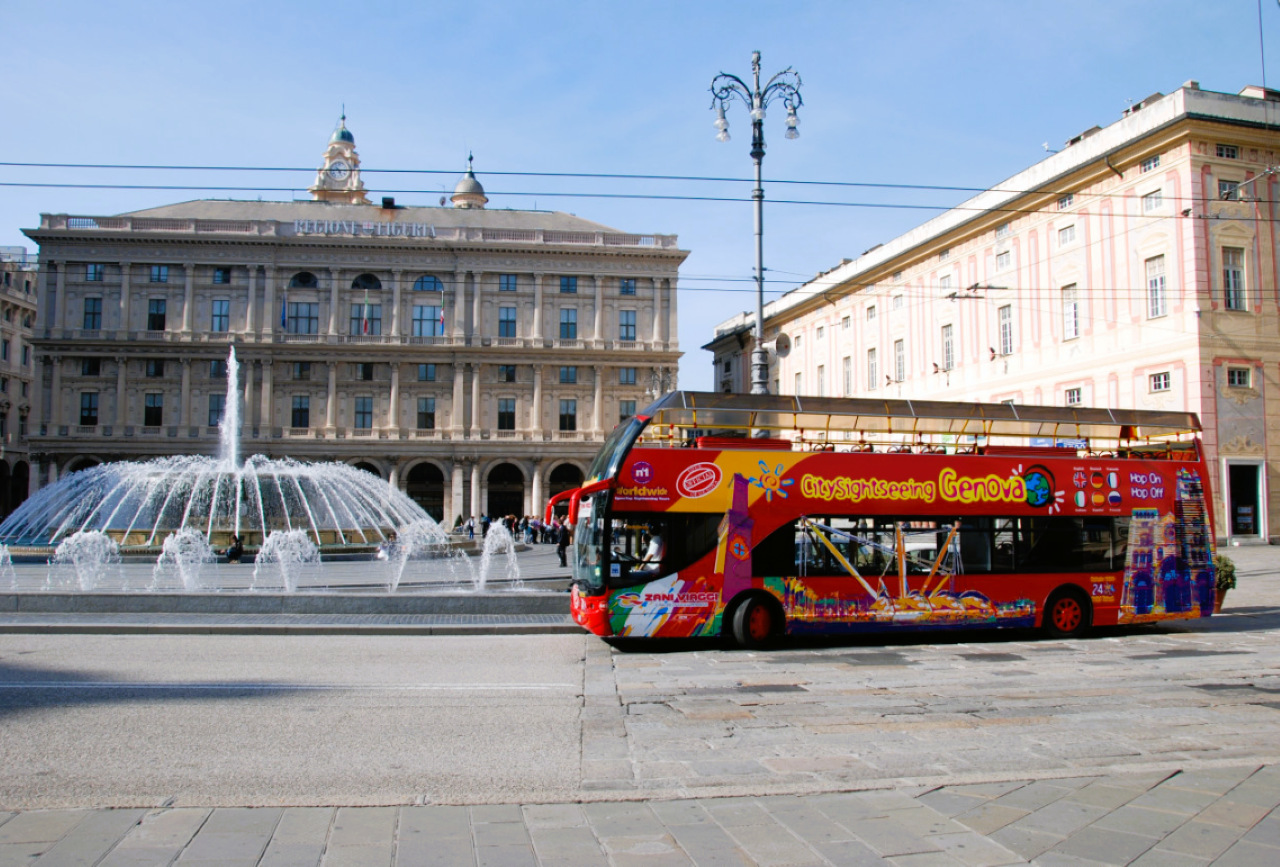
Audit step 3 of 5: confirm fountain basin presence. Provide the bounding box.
[0,590,568,616]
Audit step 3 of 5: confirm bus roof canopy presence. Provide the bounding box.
[639,392,1201,443]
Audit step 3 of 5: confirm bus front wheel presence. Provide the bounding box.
[1044,588,1091,640]
[731,595,780,648]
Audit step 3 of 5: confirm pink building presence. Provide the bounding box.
[708,82,1280,543]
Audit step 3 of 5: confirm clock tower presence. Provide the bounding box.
[309,114,370,204]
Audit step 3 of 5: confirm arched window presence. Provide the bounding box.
[351,273,381,292]
[289,272,318,289]
[413,275,443,292]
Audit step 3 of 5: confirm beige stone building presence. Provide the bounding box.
[708,82,1280,543]
[0,248,37,517]
[25,119,686,524]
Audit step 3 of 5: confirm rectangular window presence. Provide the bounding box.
[354,396,373,429]
[892,295,903,310]
[1058,225,1076,245]
[82,358,101,376]
[619,367,636,385]
[1216,143,1239,159]
[144,393,163,426]
[559,308,577,339]
[794,372,802,395]
[841,315,850,330]
[497,398,516,431]
[499,274,518,292]
[1227,367,1251,388]
[618,278,638,297]
[1150,372,1171,392]
[939,248,950,261]
[1142,190,1163,212]
[287,302,318,334]
[816,326,825,340]
[892,270,903,282]
[291,395,310,428]
[80,392,98,426]
[411,305,442,337]
[1146,255,1167,318]
[867,348,878,390]
[147,299,167,331]
[1,341,8,362]
[939,274,951,292]
[817,365,826,396]
[417,397,435,430]
[208,393,225,427]
[211,299,230,333]
[146,359,164,378]
[866,305,876,321]
[559,366,577,384]
[941,324,954,370]
[212,267,231,285]
[618,309,637,342]
[85,263,104,282]
[20,346,27,367]
[893,339,905,382]
[1140,155,1160,172]
[794,334,802,348]
[1065,387,1082,406]
[291,361,309,381]
[1057,194,1074,210]
[842,356,852,396]
[1062,285,1080,340]
[1223,247,1245,310]
[999,305,1013,355]
[996,251,1011,270]
[497,364,516,383]
[619,400,636,423]
[559,276,577,294]
[1219,180,1240,201]
[417,363,436,382]
[355,362,374,381]
[559,399,576,431]
[149,265,169,283]
[82,297,102,330]
[350,303,383,335]
[210,359,227,379]
[498,306,517,338]
[996,221,1011,239]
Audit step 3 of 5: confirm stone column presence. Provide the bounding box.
[119,261,131,334]
[180,359,192,428]
[450,460,466,524]
[390,269,402,339]
[49,356,62,429]
[264,268,277,333]
[531,364,543,438]
[470,362,481,434]
[182,262,195,333]
[327,268,341,336]
[453,269,466,340]
[115,356,127,427]
[260,360,274,433]
[325,361,337,433]
[242,360,255,434]
[667,276,678,347]
[244,266,257,335]
[532,272,544,340]
[54,263,66,331]
[38,260,55,331]
[593,365,604,435]
[650,277,662,343]
[388,459,400,489]
[531,463,543,520]
[471,462,482,521]
[388,362,400,434]
[471,272,484,338]
[451,361,465,435]
[593,274,605,343]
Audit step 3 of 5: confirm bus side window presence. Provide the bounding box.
[1112,517,1130,570]
[753,521,798,575]
[958,518,994,573]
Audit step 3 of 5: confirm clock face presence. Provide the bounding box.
[328,160,351,181]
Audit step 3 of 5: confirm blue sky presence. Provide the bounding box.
[2,0,1276,390]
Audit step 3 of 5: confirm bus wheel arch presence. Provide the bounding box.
[1043,586,1092,640]
[725,591,784,648]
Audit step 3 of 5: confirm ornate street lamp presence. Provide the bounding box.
[710,51,802,395]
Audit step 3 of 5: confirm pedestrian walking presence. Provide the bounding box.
[556,521,571,568]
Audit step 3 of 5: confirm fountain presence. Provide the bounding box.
[0,348,535,593]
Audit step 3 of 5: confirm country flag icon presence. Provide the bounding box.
[1075,491,1087,507]
[1107,490,1122,505]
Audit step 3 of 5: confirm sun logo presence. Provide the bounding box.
[749,461,795,503]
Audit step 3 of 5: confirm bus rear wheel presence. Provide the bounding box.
[731,596,780,648]
[1044,589,1091,640]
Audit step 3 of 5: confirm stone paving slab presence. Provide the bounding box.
[2,765,1276,865]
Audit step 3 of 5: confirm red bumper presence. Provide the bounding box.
[570,584,613,636]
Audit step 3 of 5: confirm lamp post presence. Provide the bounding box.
[710,51,802,395]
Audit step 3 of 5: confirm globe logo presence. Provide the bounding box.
[1024,468,1053,508]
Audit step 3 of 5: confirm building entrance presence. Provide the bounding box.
[406,463,445,522]
[487,463,525,519]
[1228,463,1261,537]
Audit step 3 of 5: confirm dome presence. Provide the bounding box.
[454,169,484,197]
[330,115,355,145]
[450,154,488,209]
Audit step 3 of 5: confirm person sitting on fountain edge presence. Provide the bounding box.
[224,535,244,564]
[376,532,398,562]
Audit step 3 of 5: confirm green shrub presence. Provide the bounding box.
[1213,554,1237,593]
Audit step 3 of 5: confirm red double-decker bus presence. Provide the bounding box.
[554,393,1218,647]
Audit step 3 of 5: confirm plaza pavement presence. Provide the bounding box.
[0,544,1278,865]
